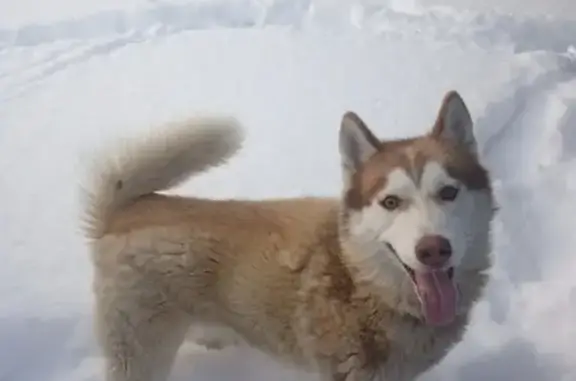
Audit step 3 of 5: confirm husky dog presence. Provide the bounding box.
[81,91,494,381]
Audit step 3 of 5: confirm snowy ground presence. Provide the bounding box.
[1,1,576,381]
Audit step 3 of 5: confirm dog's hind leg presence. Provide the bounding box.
[94,287,191,381]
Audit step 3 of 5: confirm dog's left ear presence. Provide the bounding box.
[339,111,380,184]
[431,91,477,156]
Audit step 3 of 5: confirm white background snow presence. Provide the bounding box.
[1,0,576,380]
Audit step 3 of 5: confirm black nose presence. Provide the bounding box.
[415,235,452,268]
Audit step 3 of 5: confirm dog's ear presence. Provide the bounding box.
[431,91,477,156]
[339,111,380,183]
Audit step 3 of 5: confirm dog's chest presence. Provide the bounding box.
[296,288,465,380]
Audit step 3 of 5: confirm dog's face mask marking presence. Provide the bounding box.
[339,92,494,326]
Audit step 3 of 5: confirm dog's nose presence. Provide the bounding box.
[415,235,452,268]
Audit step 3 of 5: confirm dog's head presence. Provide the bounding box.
[339,91,495,327]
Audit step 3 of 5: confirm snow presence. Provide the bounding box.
[1,0,576,380]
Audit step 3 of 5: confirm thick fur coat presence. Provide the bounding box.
[81,91,495,381]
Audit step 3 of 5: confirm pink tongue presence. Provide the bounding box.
[413,270,457,326]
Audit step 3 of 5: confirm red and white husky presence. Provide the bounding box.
[81,90,495,381]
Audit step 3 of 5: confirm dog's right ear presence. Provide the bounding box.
[339,112,380,182]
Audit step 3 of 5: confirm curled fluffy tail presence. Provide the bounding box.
[80,116,244,239]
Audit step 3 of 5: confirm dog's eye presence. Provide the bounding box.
[438,185,459,201]
[380,195,402,211]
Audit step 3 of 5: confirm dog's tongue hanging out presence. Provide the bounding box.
[413,270,457,326]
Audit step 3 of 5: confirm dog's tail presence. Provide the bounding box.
[79,116,244,240]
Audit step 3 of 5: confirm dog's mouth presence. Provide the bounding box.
[386,244,457,327]
[402,264,454,282]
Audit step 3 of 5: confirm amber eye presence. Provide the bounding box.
[438,185,459,201]
[380,195,402,211]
